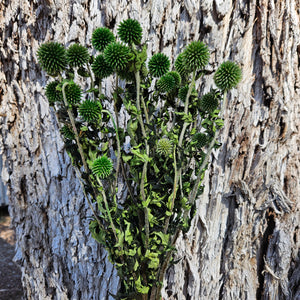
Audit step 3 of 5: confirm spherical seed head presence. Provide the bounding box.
[156,74,176,93]
[66,44,89,68]
[157,138,173,156]
[45,81,63,105]
[104,42,130,70]
[65,83,82,105]
[148,53,170,77]
[182,41,210,72]
[199,92,219,113]
[92,28,115,52]
[214,61,242,91]
[37,42,67,75]
[79,99,102,122]
[168,71,181,86]
[92,156,113,179]
[192,133,208,148]
[92,54,114,79]
[60,125,75,140]
[117,68,135,82]
[118,19,143,45]
[175,53,188,78]
[178,85,189,102]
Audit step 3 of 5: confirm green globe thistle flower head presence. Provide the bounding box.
[104,42,130,70]
[199,92,219,113]
[148,53,170,77]
[156,74,176,93]
[118,19,143,45]
[182,41,210,72]
[117,68,135,82]
[175,53,188,78]
[65,82,82,105]
[79,99,102,122]
[60,125,75,140]
[92,156,113,179]
[178,85,197,102]
[168,71,181,86]
[192,133,207,149]
[66,44,89,68]
[157,138,173,156]
[37,42,67,75]
[214,61,242,91]
[92,54,114,79]
[92,27,115,52]
[45,81,63,105]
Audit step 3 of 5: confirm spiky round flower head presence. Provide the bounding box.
[199,92,219,113]
[192,133,208,149]
[92,156,113,179]
[79,99,102,122]
[118,19,143,45]
[148,53,170,77]
[65,83,82,105]
[92,54,114,79]
[175,53,188,78]
[168,71,181,86]
[117,68,135,82]
[178,85,189,101]
[66,44,89,68]
[60,125,75,140]
[214,61,242,91]
[104,42,130,70]
[182,41,210,72]
[156,74,176,93]
[157,138,173,156]
[178,85,197,102]
[37,42,67,75]
[92,27,115,52]
[45,81,63,105]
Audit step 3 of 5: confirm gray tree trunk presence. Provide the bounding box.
[1,0,299,299]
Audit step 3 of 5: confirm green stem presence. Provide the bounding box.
[102,109,121,199]
[135,70,150,249]
[188,90,227,207]
[74,166,104,230]
[62,82,89,173]
[96,177,119,243]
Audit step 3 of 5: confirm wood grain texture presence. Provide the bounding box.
[0,0,299,299]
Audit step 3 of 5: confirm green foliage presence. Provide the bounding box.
[60,125,75,140]
[92,54,114,79]
[192,133,208,148]
[66,44,89,68]
[37,18,241,300]
[45,81,62,105]
[214,61,242,91]
[118,19,143,45]
[37,42,66,75]
[79,99,102,122]
[92,156,113,179]
[148,53,170,77]
[92,27,115,52]
[104,42,131,70]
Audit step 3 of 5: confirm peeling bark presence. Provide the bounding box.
[0,0,299,299]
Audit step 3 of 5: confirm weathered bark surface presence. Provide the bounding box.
[0,0,299,299]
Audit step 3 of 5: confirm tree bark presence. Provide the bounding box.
[0,0,299,299]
